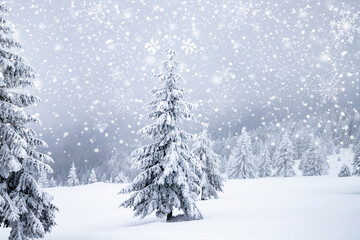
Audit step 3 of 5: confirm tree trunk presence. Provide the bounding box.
[166,211,173,221]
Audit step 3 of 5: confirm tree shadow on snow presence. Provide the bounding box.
[167,214,199,223]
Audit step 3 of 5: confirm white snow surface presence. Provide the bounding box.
[1,150,359,240]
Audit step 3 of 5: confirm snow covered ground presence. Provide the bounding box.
[1,150,359,240]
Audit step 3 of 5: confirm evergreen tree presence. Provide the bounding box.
[120,44,202,221]
[274,132,296,177]
[88,168,97,184]
[114,171,129,183]
[228,128,256,179]
[299,138,329,176]
[322,122,335,155]
[353,141,360,176]
[258,143,272,178]
[49,177,57,187]
[192,125,223,200]
[0,5,56,240]
[38,171,49,188]
[338,164,351,177]
[67,162,80,186]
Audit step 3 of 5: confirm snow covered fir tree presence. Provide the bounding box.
[88,168,97,184]
[192,124,223,200]
[67,162,80,187]
[227,128,256,179]
[338,164,351,177]
[38,171,49,188]
[120,43,202,221]
[299,138,329,176]
[0,5,56,240]
[114,171,129,183]
[1,1,360,239]
[274,132,296,177]
[353,140,360,176]
[258,143,272,178]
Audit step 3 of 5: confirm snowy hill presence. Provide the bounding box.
[1,151,359,240]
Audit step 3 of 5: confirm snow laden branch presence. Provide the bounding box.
[0,5,57,240]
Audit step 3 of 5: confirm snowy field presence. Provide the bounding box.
[1,151,359,240]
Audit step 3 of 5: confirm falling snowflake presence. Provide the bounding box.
[108,88,143,116]
[313,74,343,104]
[331,10,360,44]
[207,88,235,116]
[94,112,110,133]
[181,38,197,55]
[88,3,107,22]
[219,0,251,30]
[110,66,123,82]
[144,39,160,54]
[212,66,236,85]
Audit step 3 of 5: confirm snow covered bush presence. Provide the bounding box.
[0,5,57,240]
[192,125,223,200]
[120,44,202,221]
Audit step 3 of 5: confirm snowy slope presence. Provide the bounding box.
[1,152,359,240]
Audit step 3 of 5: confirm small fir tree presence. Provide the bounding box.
[299,138,329,176]
[258,143,272,178]
[228,128,256,179]
[67,162,80,186]
[88,168,97,184]
[192,124,224,200]
[323,122,335,155]
[0,5,57,240]
[38,171,49,188]
[338,164,351,177]
[120,44,202,221]
[49,177,57,187]
[353,141,360,176]
[274,132,296,177]
[114,171,129,183]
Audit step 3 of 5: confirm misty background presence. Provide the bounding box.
[5,0,360,182]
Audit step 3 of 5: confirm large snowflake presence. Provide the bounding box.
[181,38,197,55]
[331,10,360,44]
[313,74,343,104]
[207,88,235,116]
[145,38,160,54]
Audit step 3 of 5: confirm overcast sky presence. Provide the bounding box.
[7,0,360,158]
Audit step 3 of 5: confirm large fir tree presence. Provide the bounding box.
[120,44,202,221]
[228,128,256,179]
[0,5,56,240]
[274,132,296,177]
[192,125,223,200]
